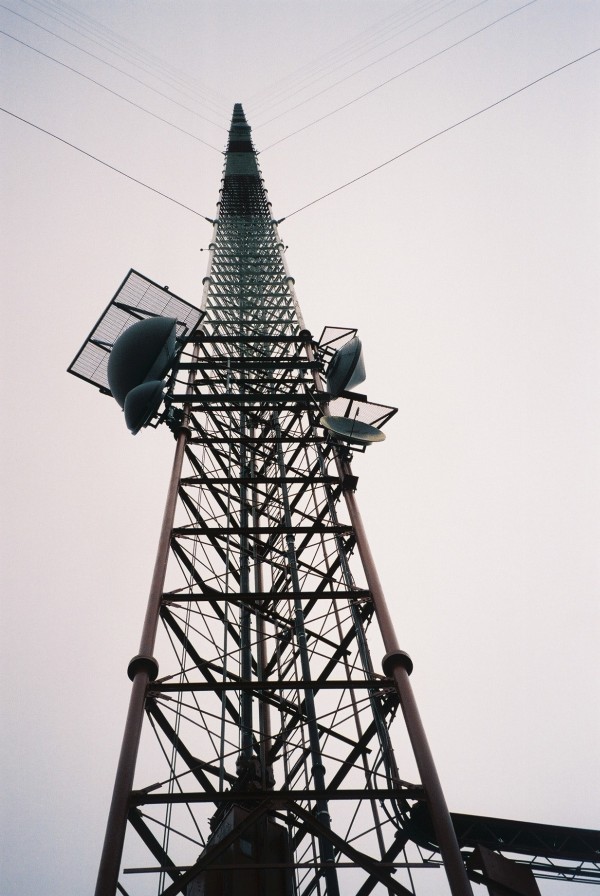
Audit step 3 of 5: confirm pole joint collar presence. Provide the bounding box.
[382,649,413,677]
[127,654,159,682]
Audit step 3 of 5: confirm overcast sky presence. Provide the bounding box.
[1,1,599,894]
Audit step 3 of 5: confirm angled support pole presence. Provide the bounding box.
[340,464,473,896]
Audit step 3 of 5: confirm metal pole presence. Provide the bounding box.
[95,202,219,896]
[339,462,473,896]
[302,336,472,895]
[95,403,191,896]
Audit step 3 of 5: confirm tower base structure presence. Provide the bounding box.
[188,805,292,896]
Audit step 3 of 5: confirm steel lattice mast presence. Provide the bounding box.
[76,105,600,896]
[89,103,469,896]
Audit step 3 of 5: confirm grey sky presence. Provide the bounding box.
[1,1,599,894]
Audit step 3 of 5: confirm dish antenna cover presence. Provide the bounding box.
[124,380,165,435]
[107,316,178,407]
[320,415,385,446]
[326,336,365,397]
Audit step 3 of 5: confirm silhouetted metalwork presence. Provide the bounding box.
[71,105,600,896]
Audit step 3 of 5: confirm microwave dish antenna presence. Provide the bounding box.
[326,335,365,397]
[320,414,385,445]
[107,316,178,407]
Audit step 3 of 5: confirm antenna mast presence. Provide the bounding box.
[68,105,599,896]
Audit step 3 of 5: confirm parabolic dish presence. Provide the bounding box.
[124,380,165,435]
[320,415,385,445]
[326,336,365,398]
[107,316,178,407]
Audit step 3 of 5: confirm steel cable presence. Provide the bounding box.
[259,0,538,153]
[280,48,600,222]
[0,3,227,130]
[18,0,228,113]
[0,105,216,222]
[248,0,459,116]
[1,30,223,152]
[254,0,496,128]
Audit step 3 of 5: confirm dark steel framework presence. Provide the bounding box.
[88,106,600,896]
